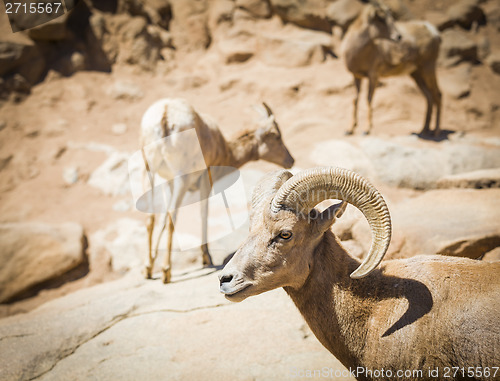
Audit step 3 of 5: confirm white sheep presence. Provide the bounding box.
[219,167,500,380]
[342,2,442,136]
[140,98,294,283]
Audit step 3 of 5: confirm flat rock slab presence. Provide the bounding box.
[0,271,353,381]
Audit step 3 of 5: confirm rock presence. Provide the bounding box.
[439,63,471,99]
[236,0,272,18]
[169,0,211,50]
[62,166,79,185]
[0,34,45,85]
[111,123,128,135]
[70,51,86,72]
[390,189,500,260]
[270,0,332,33]
[0,223,85,303]
[311,136,500,190]
[326,0,364,35]
[117,0,172,30]
[90,219,146,273]
[442,0,486,31]
[0,272,352,381]
[485,2,500,32]
[27,13,69,41]
[437,168,500,189]
[112,200,132,212]
[439,29,479,66]
[309,140,377,180]
[209,0,235,28]
[88,151,133,196]
[216,31,255,64]
[257,26,332,67]
[486,52,500,75]
[482,247,500,262]
[349,189,500,261]
[107,80,144,100]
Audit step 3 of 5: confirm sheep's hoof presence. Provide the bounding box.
[143,265,153,279]
[202,253,213,267]
[363,131,371,136]
[345,130,354,136]
[162,267,171,284]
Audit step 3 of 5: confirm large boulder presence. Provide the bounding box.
[437,168,500,189]
[269,0,332,33]
[0,222,86,303]
[310,136,500,190]
[439,28,479,66]
[236,0,272,19]
[347,188,500,261]
[0,34,45,85]
[486,52,500,75]
[326,0,364,36]
[257,26,332,67]
[438,0,486,31]
[169,0,211,50]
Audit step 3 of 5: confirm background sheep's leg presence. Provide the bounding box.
[365,76,377,135]
[347,77,362,135]
[428,70,442,137]
[200,169,213,266]
[411,72,433,136]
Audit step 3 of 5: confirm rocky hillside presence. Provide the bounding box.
[0,0,499,379]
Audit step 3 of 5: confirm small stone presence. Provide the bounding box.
[112,123,128,135]
[113,200,131,212]
[63,167,79,185]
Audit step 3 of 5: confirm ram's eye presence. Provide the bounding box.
[278,231,293,240]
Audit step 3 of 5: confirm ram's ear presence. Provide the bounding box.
[250,170,293,225]
[310,201,347,233]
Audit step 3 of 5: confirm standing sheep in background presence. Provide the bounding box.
[140,98,294,283]
[342,1,442,137]
[219,167,500,380]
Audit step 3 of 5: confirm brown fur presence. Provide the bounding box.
[220,178,500,381]
[342,4,442,136]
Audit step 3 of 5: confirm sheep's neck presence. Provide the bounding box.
[285,232,370,370]
[226,132,259,168]
[343,25,377,76]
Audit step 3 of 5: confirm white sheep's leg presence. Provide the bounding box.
[200,194,213,267]
[162,211,175,284]
[161,179,187,283]
[365,77,377,135]
[142,159,156,279]
[347,77,361,135]
[144,214,155,279]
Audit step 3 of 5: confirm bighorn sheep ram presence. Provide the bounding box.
[342,2,442,136]
[219,167,500,380]
[140,98,294,283]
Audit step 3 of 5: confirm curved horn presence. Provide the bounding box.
[271,167,391,279]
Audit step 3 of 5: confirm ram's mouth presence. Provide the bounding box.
[220,283,252,301]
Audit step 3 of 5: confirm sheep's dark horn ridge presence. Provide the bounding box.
[271,167,392,278]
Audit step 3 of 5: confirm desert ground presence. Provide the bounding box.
[0,0,499,380]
